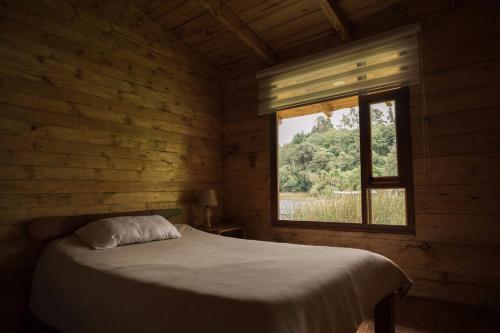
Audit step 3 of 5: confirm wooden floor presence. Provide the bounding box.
[358,296,500,333]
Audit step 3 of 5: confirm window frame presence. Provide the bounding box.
[270,87,415,234]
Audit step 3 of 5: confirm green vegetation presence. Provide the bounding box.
[280,190,405,225]
[369,189,406,225]
[279,105,405,225]
[282,192,362,223]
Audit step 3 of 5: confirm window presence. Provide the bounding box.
[271,88,414,233]
[260,25,421,233]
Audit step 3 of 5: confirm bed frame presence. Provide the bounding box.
[375,293,396,333]
[28,208,397,333]
[29,295,396,333]
[28,208,184,240]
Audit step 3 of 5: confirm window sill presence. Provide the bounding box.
[273,220,415,234]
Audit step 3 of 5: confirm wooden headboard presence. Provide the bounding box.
[28,208,184,240]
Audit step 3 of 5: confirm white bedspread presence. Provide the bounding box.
[30,224,411,333]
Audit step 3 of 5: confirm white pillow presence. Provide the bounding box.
[75,215,181,249]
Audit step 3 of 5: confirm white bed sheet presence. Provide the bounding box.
[31,224,411,333]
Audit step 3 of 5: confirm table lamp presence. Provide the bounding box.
[198,189,218,228]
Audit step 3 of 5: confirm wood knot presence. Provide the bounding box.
[248,154,257,168]
[36,55,45,64]
[41,75,54,86]
[231,143,240,153]
[405,241,431,251]
[74,69,83,79]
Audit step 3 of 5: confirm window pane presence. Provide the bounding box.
[370,101,398,177]
[369,188,406,225]
[278,103,361,223]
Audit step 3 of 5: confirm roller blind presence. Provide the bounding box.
[256,24,421,115]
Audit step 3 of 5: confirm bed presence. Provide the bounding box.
[29,209,411,333]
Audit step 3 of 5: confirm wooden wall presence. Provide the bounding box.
[1,0,499,330]
[222,0,500,309]
[0,0,222,330]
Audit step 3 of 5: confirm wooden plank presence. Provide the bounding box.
[224,151,270,172]
[415,213,500,247]
[224,170,270,191]
[412,130,500,158]
[0,224,28,240]
[0,202,194,226]
[271,22,335,52]
[259,9,330,43]
[415,184,500,215]
[247,0,322,35]
[196,0,277,63]
[0,100,220,142]
[3,0,217,82]
[412,107,500,139]
[0,134,220,166]
[0,149,220,172]
[413,154,500,186]
[0,192,194,209]
[224,131,270,155]
[224,116,269,136]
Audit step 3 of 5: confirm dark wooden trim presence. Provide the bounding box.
[359,88,407,184]
[26,310,58,332]
[359,99,370,227]
[374,293,396,333]
[359,87,415,232]
[398,87,416,234]
[270,88,415,234]
[274,219,414,234]
[368,181,405,188]
[198,224,247,238]
[270,113,279,226]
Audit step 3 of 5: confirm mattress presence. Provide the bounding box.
[30,224,411,333]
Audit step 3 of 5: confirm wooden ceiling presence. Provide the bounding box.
[134,0,403,68]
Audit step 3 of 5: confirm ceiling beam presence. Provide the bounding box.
[320,103,333,118]
[318,0,351,41]
[197,0,277,64]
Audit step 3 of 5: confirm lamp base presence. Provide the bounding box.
[204,206,212,228]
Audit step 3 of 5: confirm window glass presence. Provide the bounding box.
[278,106,361,223]
[370,101,398,177]
[368,188,406,225]
[273,88,413,231]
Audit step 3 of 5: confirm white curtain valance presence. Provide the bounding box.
[256,24,421,115]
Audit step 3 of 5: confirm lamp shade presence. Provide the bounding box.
[198,189,218,207]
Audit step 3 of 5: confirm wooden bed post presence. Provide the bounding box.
[374,293,396,333]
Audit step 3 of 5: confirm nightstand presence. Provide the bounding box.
[198,224,246,239]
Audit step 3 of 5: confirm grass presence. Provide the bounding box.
[369,189,406,225]
[280,189,406,225]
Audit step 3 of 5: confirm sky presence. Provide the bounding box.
[278,103,392,146]
[278,108,352,145]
